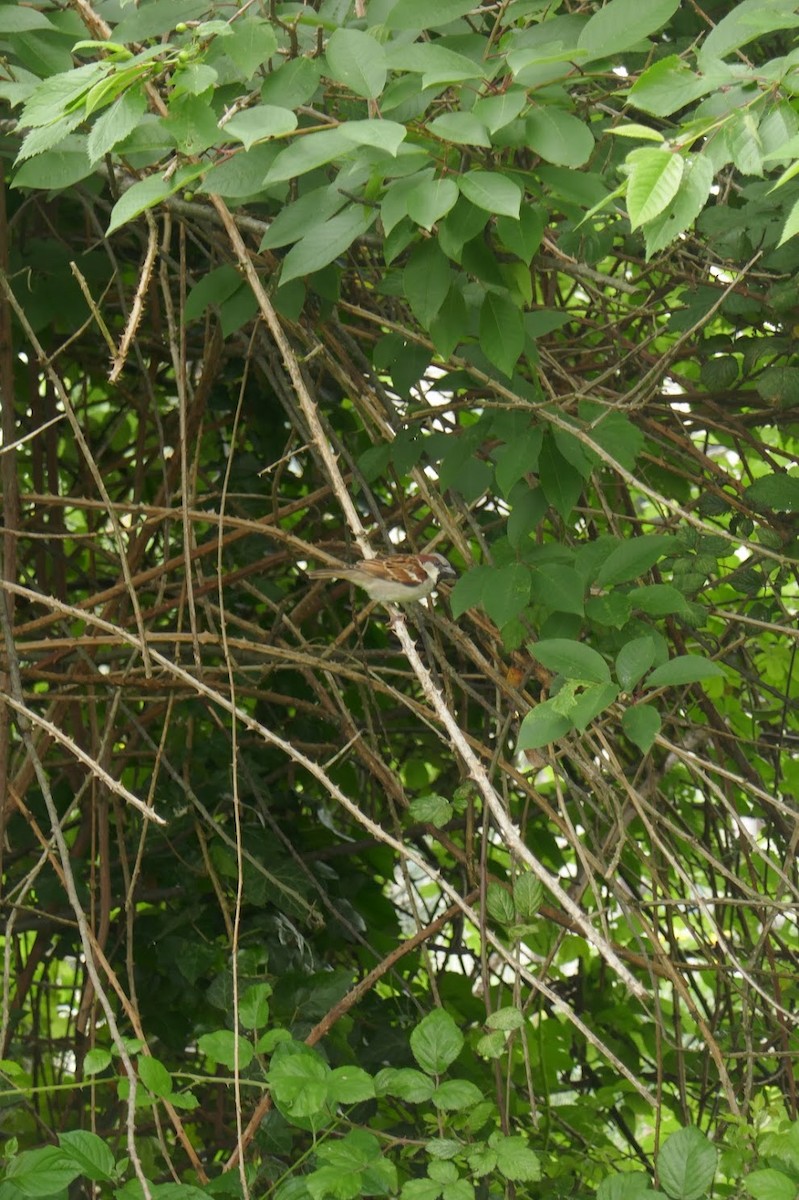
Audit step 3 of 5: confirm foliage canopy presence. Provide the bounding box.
[2,2,799,1200]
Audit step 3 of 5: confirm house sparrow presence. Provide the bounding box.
[307,552,456,603]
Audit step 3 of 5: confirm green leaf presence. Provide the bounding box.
[432,1079,483,1111]
[494,427,544,497]
[339,119,406,154]
[223,17,278,78]
[643,154,714,257]
[578,0,681,62]
[410,1009,464,1075]
[485,881,516,925]
[268,1044,330,1116]
[594,534,676,586]
[479,292,525,378]
[429,112,490,147]
[59,1131,115,1183]
[458,171,522,218]
[409,793,453,826]
[530,638,610,683]
[621,704,661,753]
[450,566,492,619]
[700,0,799,64]
[138,1055,173,1098]
[83,1048,112,1075]
[13,138,93,190]
[744,473,799,511]
[162,94,219,156]
[482,563,531,628]
[407,176,459,229]
[328,1066,376,1103]
[646,656,725,688]
[384,42,484,87]
[744,1169,799,1200]
[265,129,351,184]
[107,165,202,234]
[517,700,573,750]
[538,435,582,518]
[778,195,799,246]
[280,205,376,284]
[223,105,298,151]
[184,264,243,321]
[512,872,543,919]
[88,88,147,163]
[401,1182,442,1200]
[585,592,632,628]
[0,6,55,30]
[385,0,479,30]
[7,1147,83,1196]
[627,55,716,118]
[374,1067,436,1102]
[198,1030,255,1070]
[261,186,347,251]
[656,1127,717,1200]
[529,564,585,616]
[493,1136,541,1182]
[495,207,546,263]
[626,149,685,229]
[616,636,657,691]
[238,983,271,1029]
[633,584,689,616]
[570,681,618,730]
[325,29,387,98]
[261,58,322,108]
[525,109,593,166]
[486,1005,525,1031]
[403,240,451,327]
[473,89,527,134]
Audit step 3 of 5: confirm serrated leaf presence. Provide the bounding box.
[486,1006,525,1031]
[410,1009,463,1075]
[432,1079,483,1111]
[59,1132,115,1183]
[198,1030,254,1070]
[513,871,543,918]
[409,794,453,827]
[485,881,516,925]
[626,148,685,229]
[7,1146,83,1196]
[375,1067,436,1102]
[744,473,799,511]
[643,153,714,257]
[656,1127,717,1200]
[325,29,387,99]
[494,1136,542,1182]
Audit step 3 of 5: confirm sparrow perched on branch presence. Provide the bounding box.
[307,552,457,603]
